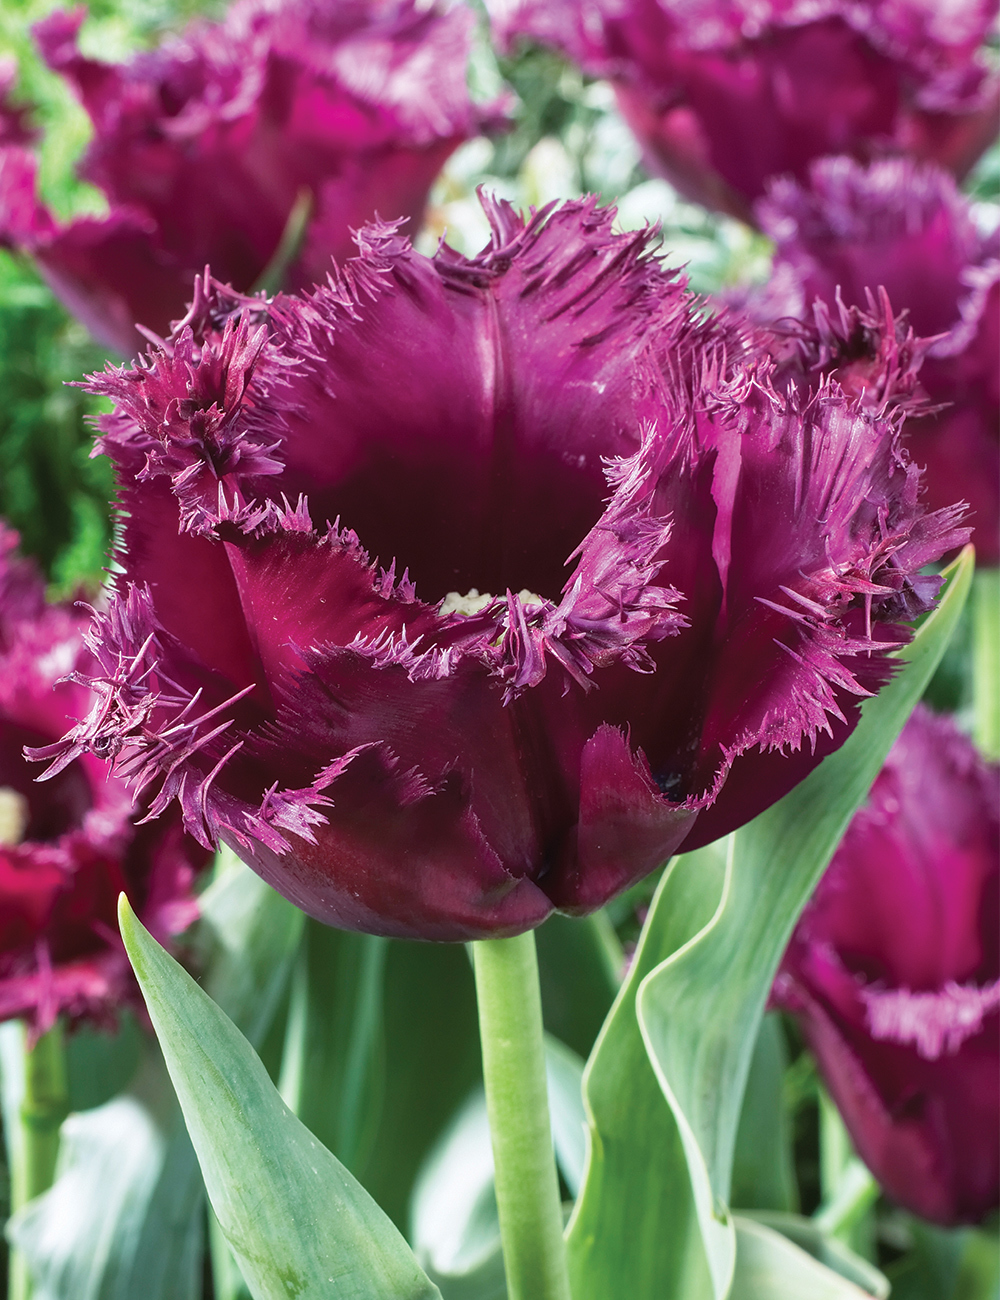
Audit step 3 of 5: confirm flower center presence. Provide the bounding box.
[437,588,546,617]
[0,788,29,846]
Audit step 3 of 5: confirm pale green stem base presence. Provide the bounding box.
[472,932,572,1300]
[8,1020,69,1300]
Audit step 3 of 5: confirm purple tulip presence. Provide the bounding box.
[489,0,1000,222]
[774,705,999,1225]
[0,59,37,147]
[0,528,206,1032]
[0,0,489,355]
[753,157,1000,563]
[35,197,968,941]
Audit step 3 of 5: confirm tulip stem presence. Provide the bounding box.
[5,1020,70,1300]
[472,932,572,1300]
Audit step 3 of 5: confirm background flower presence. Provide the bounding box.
[39,196,968,941]
[753,156,1000,563]
[489,0,1000,222]
[773,705,999,1225]
[0,0,491,354]
[0,526,205,1031]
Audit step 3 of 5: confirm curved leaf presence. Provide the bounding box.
[636,547,973,1297]
[119,896,441,1300]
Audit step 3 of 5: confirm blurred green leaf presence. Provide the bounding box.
[120,895,441,1300]
[730,1218,882,1299]
[8,855,301,1300]
[535,911,621,1061]
[409,1037,582,1300]
[744,1214,887,1298]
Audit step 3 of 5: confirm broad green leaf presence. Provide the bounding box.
[744,1215,887,1299]
[731,1014,797,1213]
[119,896,441,1300]
[564,840,727,1300]
[636,546,973,1297]
[729,1219,881,1300]
[280,923,483,1231]
[278,921,388,1175]
[7,854,303,1300]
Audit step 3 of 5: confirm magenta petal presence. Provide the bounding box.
[752,157,1000,563]
[774,707,1000,1224]
[493,0,1000,218]
[50,197,967,939]
[7,0,488,347]
[0,529,207,1031]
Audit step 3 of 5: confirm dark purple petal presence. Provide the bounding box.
[752,157,1000,562]
[0,530,206,1031]
[492,0,1000,219]
[49,197,967,939]
[1,0,487,351]
[774,706,1000,1224]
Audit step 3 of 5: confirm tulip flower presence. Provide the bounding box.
[0,527,204,1031]
[489,0,1000,222]
[773,705,999,1225]
[0,59,36,147]
[0,0,489,355]
[36,196,968,941]
[754,157,1000,562]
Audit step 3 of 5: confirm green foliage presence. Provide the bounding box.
[119,893,442,1300]
[566,547,972,1300]
[0,253,113,589]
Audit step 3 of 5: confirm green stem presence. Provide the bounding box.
[8,1020,70,1300]
[472,932,572,1300]
[972,566,999,760]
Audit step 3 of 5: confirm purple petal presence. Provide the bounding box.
[775,706,999,1224]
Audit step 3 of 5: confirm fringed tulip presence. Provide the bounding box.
[774,706,999,1225]
[0,0,488,354]
[754,157,1000,562]
[489,0,1000,221]
[0,528,204,1031]
[36,197,968,940]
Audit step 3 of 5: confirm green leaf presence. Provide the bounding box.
[279,922,484,1231]
[746,1214,887,1298]
[731,1014,797,1214]
[534,912,622,1060]
[119,895,441,1300]
[729,1219,882,1300]
[7,854,303,1300]
[568,547,973,1300]
[636,546,972,1297]
[409,1038,585,1299]
[565,841,726,1300]
[7,1042,204,1300]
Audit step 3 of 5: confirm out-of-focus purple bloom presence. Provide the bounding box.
[752,157,1000,563]
[0,0,489,355]
[36,196,968,941]
[0,60,37,147]
[490,0,1000,222]
[774,705,999,1225]
[0,527,205,1032]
